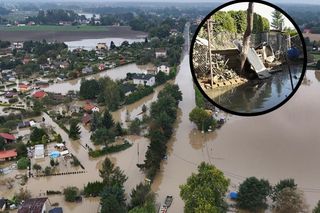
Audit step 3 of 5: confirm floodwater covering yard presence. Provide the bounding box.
[211,65,304,113]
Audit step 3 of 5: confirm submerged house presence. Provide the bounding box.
[132,73,155,87]
[18,197,50,213]
[155,48,167,58]
[157,64,170,75]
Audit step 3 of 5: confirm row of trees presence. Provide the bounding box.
[26,9,84,25]
[83,157,156,212]
[180,162,314,213]
[140,84,182,180]
[210,10,270,34]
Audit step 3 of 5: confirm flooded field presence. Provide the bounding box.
[210,65,303,113]
[44,63,147,94]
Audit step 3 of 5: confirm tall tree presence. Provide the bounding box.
[102,110,115,129]
[180,162,230,213]
[100,185,126,213]
[273,188,308,213]
[69,120,81,140]
[272,178,297,201]
[99,157,127,187]
[237,177,271,212]
[271,10,284,30]
[240,2,254,74]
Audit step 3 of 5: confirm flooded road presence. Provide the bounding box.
[44,63,147,94]
[211,65,304,113]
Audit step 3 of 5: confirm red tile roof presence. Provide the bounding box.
[0,149,17,159]
[33,91,47,99]
[83,103,95,111]
[0,132,16,140]
[18,197,48,213]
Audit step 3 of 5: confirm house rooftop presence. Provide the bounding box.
[33,91,47,99]
[132,73,155,81]
[0,149,17,159]
[0,132,16,140]
[18,197,48,213]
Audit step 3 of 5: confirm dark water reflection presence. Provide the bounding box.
[212,65,304,113]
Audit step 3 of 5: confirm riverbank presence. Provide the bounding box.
[0,26,147,42]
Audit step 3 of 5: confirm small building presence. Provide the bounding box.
[82,66,93,74]
[0,133,16,143]
[34,144,45,159]
[33,91,47,99]
[83,102,99,113]
[4,91,16,99]
[0,149,17,161]
[82,113,92,125]
[12,42,23,49]
[59,61,69,69]
[170,28,178,36]
[96,43,108,50]
[19,84,30,93]
[157,64,170,75]
[120,84,136,96]
[98,64,105,71]
[17,121,30,129]
[155,48,167,58]
[17,197,50,213]
[132,73,155,87]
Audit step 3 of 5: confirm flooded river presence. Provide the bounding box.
[152,22,320,211]
[44,63,147,94]
[153,54,320,211]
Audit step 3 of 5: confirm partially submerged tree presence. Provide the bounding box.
[180,162,230,213]
[273,188,308,213]
[236,177,271,212]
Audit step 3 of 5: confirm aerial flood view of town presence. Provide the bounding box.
[0,0,320,212]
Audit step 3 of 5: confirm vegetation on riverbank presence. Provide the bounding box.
[139,84,182,180]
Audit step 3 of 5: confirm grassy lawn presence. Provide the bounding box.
[0,25,109,32]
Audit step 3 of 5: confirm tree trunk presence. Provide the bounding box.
[240,2,254,75]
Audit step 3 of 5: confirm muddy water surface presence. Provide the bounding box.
[44,63,147,94]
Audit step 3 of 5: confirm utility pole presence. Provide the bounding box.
[207,20,214,87]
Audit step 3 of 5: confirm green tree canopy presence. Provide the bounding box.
[180,162,230,213]
[63,186,79,202]
[69,120,81,140]
[272,178,297,201]
[236,177,272,212]
[271,10,284,30]
[189,107,216,132]
[79,79,101,99]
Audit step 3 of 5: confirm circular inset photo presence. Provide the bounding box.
[190,0,307,116]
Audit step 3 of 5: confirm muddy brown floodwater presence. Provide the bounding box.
[44,63,147,94]
[153,50,320,211]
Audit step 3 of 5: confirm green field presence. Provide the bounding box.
[0,25,109,32]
